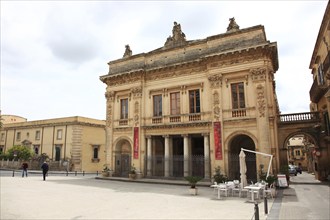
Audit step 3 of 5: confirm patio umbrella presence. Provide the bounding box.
[239,149,248,187]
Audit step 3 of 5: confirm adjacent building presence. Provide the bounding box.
[100,19,280,181]
[308,1,330,180]
[0,116,106,172]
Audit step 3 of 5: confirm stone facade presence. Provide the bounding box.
[0,116,106,172]
[308,2,330,180]
[100,20,279,181]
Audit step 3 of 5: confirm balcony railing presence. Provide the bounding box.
[310,77,328,103]
[279,112,320,123]
[232,109,246,117]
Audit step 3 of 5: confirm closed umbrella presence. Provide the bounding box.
[239,149,247,187]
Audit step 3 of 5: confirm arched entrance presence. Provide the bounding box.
[114,139,132,177]
[283,133,318,174]
[228,134,257,182]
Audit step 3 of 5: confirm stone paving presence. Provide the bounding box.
[1,170,329,220]
[1,170,271,220]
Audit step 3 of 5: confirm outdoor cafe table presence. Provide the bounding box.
[244,185,262,202]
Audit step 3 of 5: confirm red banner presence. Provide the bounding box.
[134,127,139,159]
[214,122,222,160]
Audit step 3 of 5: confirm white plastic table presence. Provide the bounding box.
[244,185,262,202]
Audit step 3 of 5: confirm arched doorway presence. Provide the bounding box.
[283,133,318,174]
[228,134,257,182]
[114,139,132,177]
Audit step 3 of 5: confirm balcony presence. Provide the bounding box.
[278,112,320,123]
[323,52,329,76]
[309,77,328,103]
[145,112,211,126]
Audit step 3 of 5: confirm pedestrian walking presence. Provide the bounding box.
[41,161,49,181]
[21,162,28,177]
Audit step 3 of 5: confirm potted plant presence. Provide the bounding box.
[102,165,111,177]
[128,164,137,180]
[213,166,228,184]
[184,176,203,195]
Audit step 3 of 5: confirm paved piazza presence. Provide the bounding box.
[1,173,270,219]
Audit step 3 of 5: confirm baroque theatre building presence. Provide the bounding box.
[100,19,279,181]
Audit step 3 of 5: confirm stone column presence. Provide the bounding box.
[203,133,210,179]
[183,134,189,177]
[105,90,115,170]
[147,136,152,176]
[164,135,170,177]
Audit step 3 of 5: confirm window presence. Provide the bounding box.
[153,95,162,116]
[317,63,324,85]
[33,145,40,155]
[57,129,63,140]
[92,145,100,162]
[0,145,3,154]
[120,99,128,119]
[170,92,180,115]
[16,132,21,141]
[189,90,200,113]
[1,133,4,142]
[35,130,40,140]
[231,82,245,109]
[295,150,301,156]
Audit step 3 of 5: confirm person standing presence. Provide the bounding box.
[41,161,49,181]
[22,162,28,177]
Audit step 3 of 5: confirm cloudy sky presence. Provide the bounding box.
[1,0,328,121]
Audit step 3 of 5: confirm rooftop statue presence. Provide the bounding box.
[164,21,186,48]
[227,17,240,32]
[123,44,132,58]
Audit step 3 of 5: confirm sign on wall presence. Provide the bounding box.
[214,122,223,160]
[134,127,139,159]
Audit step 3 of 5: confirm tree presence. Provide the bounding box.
[5,145,34,161]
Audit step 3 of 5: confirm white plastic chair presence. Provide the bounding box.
[210,182,218,193]
[263,183,275,199]
[217,184,229,197]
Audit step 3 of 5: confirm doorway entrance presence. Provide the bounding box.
[228,134,257,182]
[114,139,132,177]
[191,136,204,177]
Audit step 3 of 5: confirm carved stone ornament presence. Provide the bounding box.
[213,91,220,121]
[106,103,112,126]
[251,68,266,81]
[208,74,223,88]
[123,44,132,58]
[164,21,187,48]
[131,86,142,97]
[256,84,266,117]
[134,101,139,126]
[226,17,240,32]
[105,91,115,101]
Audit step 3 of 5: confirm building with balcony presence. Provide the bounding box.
[100,19,280,181]
[309,2,330,180]
[287,135,308,170]
[0,116,106,172]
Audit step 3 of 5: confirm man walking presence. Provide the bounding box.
[41,161,49,181]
